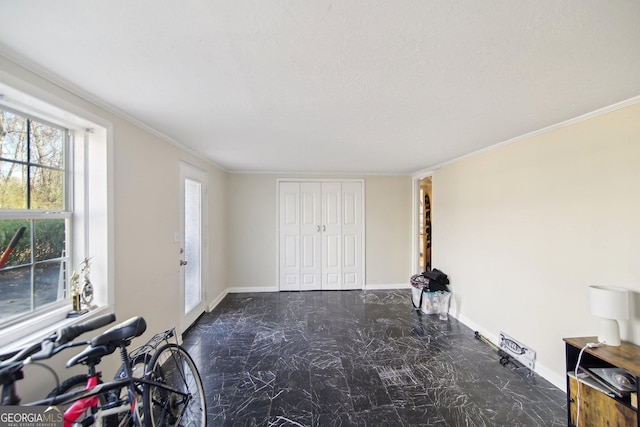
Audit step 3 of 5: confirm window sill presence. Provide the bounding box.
[0,305,112,355]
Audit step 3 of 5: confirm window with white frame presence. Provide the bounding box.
[0,107,71,328]
[0,83,110,346]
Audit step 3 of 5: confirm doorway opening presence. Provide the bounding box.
[418,176,432,273]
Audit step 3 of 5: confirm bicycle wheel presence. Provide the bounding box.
[142,344,206,427]
[47,374,96,401]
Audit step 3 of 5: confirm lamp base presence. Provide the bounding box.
[597,318,621,346]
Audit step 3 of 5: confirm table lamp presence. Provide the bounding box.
[589,285,629,346]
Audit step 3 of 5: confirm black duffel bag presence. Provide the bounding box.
[422,268,449,292]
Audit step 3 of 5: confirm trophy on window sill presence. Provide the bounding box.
[67,258,94,317]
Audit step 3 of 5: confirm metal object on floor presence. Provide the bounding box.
[474,331,535,379]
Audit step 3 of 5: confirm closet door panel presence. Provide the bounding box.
[279,182,301,290]
[341,182,363,289]
[300,183,322,290]
[322,182,342,290]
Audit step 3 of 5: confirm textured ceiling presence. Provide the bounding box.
[1,1,639,174]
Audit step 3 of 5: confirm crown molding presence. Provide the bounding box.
[0,47,226,172]
[415,94,640,174]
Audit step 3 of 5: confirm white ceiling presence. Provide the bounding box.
[1,1,639,174]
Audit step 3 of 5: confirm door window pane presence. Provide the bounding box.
[184,178,201,313]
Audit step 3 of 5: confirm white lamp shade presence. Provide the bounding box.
[589,285,629,346]
[589,286,629,320]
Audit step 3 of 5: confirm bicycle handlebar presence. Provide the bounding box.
[57,313,116,345]
[1,313,117,406]
[0,313,116,367]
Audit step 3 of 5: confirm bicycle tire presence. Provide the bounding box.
[47,374,97,400]
[142,343,206,427]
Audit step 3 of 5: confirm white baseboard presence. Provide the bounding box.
[207,286,279,311]
[222,284,410,293]
[364,283,410,290]
[226,285,279,294]
[455,313,566,392]
[207,289,228,312]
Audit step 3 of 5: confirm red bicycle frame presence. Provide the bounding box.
[62,375,99,427]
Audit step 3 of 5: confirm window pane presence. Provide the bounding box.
[0,265,31,322]
[0,161,27,209]
[35,218,66,262]
[0,220,31,267]
[35,260,63,309]
[29,120,64,168]
[30,165,64,209]
[0,109,27,162]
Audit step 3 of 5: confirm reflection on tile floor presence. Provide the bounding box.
[182,290,566,426]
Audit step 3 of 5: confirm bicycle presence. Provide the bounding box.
[46,315,149,427]
[1,314,206,427]
[0,313,117,407]
[43,316,207,426]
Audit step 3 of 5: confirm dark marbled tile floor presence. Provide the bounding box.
[182,290,567,426]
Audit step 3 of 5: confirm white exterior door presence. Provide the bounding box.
[179,162,208,333]
[278,180,363,291]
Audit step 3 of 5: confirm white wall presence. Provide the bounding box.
[226,174,412,290]
[433,101,640,389]
[112,124,226,330]
[365,175,413,287]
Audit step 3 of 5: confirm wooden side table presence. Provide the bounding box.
[564,337,640,426]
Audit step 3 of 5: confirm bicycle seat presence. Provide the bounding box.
[91,316,147,348]
[66,344,115,368]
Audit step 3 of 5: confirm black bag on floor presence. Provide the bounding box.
[422,268,449,291]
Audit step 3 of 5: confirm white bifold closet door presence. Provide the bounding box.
[279,181,363,291]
